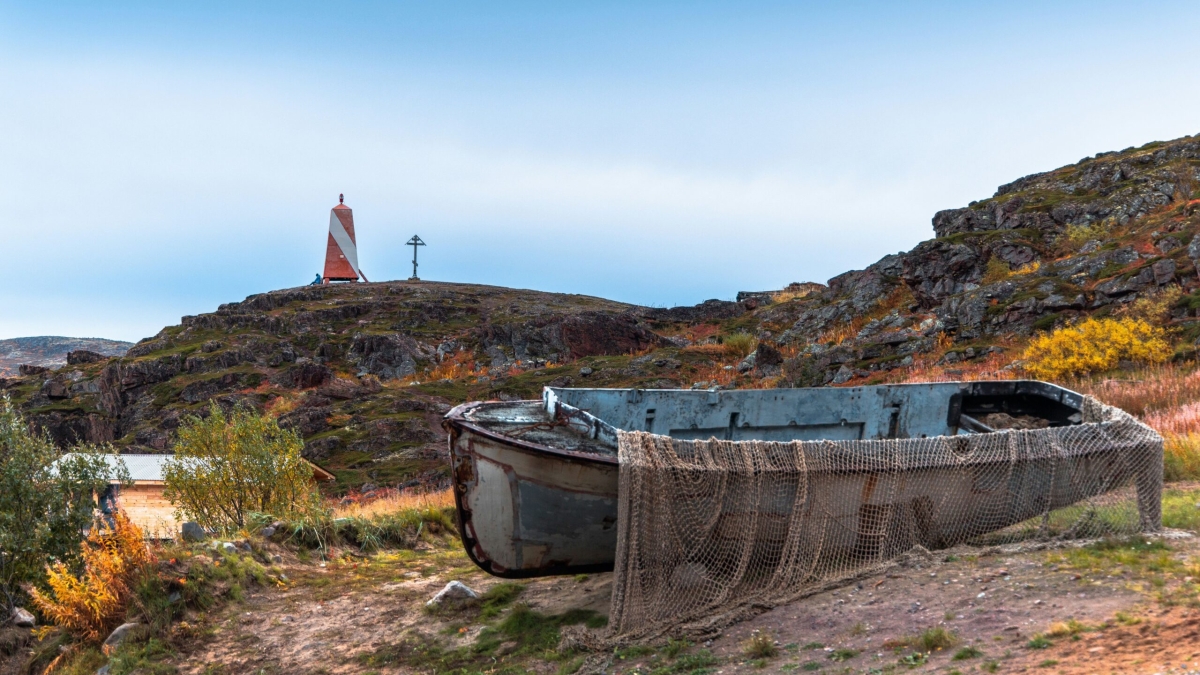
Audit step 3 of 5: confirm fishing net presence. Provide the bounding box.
[605,396,1162,640]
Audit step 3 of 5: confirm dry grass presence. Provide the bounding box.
[1072,365,1200,417]
[332,488,456,519]
[689,362,737,388]
[1072,365,1200,481]
[682,343,731,358]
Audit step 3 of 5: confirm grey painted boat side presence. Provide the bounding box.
[444,381,1143,578]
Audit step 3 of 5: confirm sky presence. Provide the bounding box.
[4,2,1200,342]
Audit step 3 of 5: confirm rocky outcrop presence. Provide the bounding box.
[349,333,423,380]
[934,139,1200,239]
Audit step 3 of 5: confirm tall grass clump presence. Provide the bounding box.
[1022,318,1170,380]
[265,488,457,552]
[723,333,758,360]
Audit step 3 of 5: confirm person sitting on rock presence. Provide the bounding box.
[310,273,322,286]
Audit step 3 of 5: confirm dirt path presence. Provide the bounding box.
[171,532,1200,675]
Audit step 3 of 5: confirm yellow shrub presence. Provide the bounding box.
[1022,317,1171,380]
[31,512,155,643]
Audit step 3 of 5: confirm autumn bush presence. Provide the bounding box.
[31,512,155,643]
[163,403,321,533]
[0,396,128,609]
[1022,318,1171,380]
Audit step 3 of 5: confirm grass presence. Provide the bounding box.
[1027,635,1052,649]
[828,648,858,662]
[884,627,959,653]
[952,646,984,661]
[741,630,778,659]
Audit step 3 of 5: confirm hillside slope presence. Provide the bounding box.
[4,133,1200,492]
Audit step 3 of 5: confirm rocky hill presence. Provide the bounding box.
[5,133,1200,493]
[0,336,131,376]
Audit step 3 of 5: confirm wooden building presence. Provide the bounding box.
[61,454,335,538]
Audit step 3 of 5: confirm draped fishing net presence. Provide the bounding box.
[604,396,1162,640]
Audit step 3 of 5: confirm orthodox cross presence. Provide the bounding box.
[407,235,426,280]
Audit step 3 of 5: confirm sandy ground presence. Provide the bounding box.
[167,531,1200,675]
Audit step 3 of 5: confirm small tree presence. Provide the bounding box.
[0,395,127,609]
[163,403,319,531]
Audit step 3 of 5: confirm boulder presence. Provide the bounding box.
[180,522,207,543]
[66,350,105,365]
[102,622,139,654]
[1152,258,1177,286]
[18,364,48,376]
[426,581,479,607]
[10,607,35,628]
[42,380,69,400]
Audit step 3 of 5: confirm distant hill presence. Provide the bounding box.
[0,337,132,376]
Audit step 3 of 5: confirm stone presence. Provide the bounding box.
[97,665,110,675]
[261,526,276,538]
[18,364,48,376]
[1152,258,1176,285]
[10,607,35,627]
[221,542,238,555]
[579,367,594,377]
[736,353,756,373]
[1189,234,1200,264]
[180,522,207,542]
[831,365,854,385]
[426,580,479,607]
[102,622,139,654]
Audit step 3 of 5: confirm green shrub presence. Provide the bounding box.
[163,403,321,532]
[0,395,128,605]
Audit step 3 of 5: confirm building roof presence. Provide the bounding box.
[56,453,336,483]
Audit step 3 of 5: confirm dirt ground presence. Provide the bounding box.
[160,526,1200,675]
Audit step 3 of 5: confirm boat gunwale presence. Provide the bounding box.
[443,400,620,466]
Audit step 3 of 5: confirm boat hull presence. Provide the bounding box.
[445,383,1160,577]
[447,408,620,577]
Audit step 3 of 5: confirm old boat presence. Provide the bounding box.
[444,382,1158,578]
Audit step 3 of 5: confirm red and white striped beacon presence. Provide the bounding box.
[322,194,367,283]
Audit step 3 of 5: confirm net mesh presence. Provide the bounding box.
[605,396,1162,640]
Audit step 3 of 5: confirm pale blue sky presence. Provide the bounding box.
[3,1,1200,341]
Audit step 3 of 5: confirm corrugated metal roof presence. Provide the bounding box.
[58,453,170,482]
[56,453,335,483]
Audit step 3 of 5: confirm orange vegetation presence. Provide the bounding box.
[31,512,156,643]
[332,488,455,519]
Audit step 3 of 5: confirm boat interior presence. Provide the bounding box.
[453,381,1085,459]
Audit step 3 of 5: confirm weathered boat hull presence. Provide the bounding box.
[447,418,618,577]
[445,381,1158,578]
